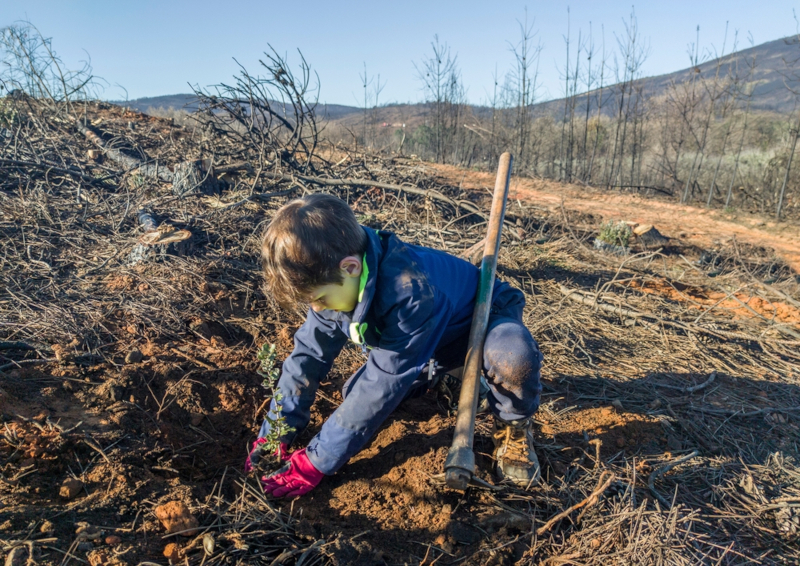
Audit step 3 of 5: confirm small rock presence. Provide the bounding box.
[76,523,101,541]
[104,536,121,546]
[154,501,199,536]
[76,542,94,553]
[125,349,143,364]
[203,534,215,555]
[40,520,55,533]
[108,385,124,402]
[60,478,84,499]
[163,542,182,563]
[611,399,624,411]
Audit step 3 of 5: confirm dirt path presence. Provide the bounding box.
[430,164,800,273]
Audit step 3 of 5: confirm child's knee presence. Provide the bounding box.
[484,320,542,389]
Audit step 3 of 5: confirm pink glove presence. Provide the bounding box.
[261,448,324,498]
[244,439,291,473]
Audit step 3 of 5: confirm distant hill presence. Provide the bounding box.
[115,94,200,112]
[114,94,363,121]
[115,35,800,125]
[533,35,800,117]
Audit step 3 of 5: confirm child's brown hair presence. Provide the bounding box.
[261,193,368,308]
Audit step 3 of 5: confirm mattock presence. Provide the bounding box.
[443,152,513,490]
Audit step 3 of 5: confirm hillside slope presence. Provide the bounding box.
[118,35,800,124]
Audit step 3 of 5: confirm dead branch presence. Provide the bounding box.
[536,471,616,535]
[648,450,699,508]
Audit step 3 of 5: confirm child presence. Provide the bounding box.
[247,193,543,497]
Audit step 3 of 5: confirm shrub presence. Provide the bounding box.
[597,220,632,247]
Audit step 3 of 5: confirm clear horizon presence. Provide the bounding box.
[2,1,799,106]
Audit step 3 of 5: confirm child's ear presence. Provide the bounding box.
[339,256,362,277]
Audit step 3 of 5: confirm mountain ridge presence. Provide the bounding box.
[114,35,800,122]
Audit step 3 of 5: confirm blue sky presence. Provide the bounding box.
[2,1,798,106]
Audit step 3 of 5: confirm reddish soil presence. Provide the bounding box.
[1,350,678,565]
[430,163,800,273]
[627,278,800,327]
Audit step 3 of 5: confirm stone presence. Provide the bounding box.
[60,478,83,499]
[40,520,54,533]
[163,542,182,563]
[202,534,215,555]
[124,350,143,364]
[104,536,121,546]
[75,523,101,541]
[108,385,124,402]
[154,501,199,536]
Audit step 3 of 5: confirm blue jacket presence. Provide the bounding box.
[266,227,519,475]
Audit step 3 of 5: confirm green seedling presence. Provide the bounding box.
[257,343,295,461]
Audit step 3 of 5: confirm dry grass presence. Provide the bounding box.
[1,96,800,565]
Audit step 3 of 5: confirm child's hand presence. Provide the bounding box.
[261,448,324,498]
[244,439,291,473]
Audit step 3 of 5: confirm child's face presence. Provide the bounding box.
[307,256,362,313]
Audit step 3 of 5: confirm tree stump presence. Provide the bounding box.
[128,210,193,265]
[633,224,669,247]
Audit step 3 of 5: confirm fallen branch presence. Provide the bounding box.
[558,284,800,346]
[76,121,174,182]
[537,471,615,535]
[0,358,57,372]
[654,371,718,394]
[648,450,699,508]
[259,171,486,219]
[169,347,216,371]
[0,341,51,352]
[75,122,215,195]
[0,158,107,187]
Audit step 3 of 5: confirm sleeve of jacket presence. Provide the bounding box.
[305,285,453,475]
[261,308,348,446]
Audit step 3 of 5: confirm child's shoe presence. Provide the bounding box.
[492,417,541,486]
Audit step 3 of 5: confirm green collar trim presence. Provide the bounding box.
[357,254,369,303]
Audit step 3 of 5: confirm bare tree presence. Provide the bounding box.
[415,36,461,163]
[725,50,757,208]
[605,8,649,189]
[0,22,98,114]
[192,46,320,175]
[507,9,542,172]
